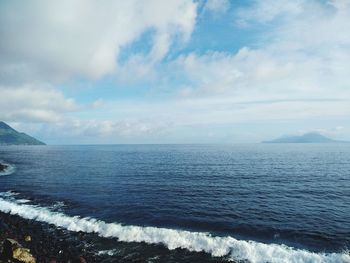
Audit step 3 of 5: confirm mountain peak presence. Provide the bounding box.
[0,121,45,145]
[0,121,15,130]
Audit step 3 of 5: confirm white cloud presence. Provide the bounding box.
[0,0,199,141]
[204,0,230,14]
[236,0,304,25]
[26,118,171,144]
[0,0,197,83]
[297,126,347,139]
[171,0,350,107]
[111,0,348,141]
[0,84,77,122]
[85,97,350,131]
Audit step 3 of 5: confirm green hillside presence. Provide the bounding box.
[0,121,45,145]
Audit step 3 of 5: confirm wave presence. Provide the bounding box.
[0,193,348,263]
[0,161,16,176]
[97,249,119,256]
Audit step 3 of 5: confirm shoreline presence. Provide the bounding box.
[0,161,97,262]
[0,211,228,263]
[0,211,105,262]
[0,160,228,262]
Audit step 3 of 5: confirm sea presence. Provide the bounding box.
[0,144,349,263]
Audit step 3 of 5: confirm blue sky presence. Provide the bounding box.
[0,0,349,144]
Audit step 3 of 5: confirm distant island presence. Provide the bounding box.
[263,132,345,143]
[0,121,45,145]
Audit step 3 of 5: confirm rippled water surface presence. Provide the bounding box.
[0,144,349,262]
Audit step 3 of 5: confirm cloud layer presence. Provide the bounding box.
[1,0,349,143]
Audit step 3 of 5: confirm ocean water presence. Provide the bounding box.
[0,144,349,262]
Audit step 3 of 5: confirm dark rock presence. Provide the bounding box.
[1,238,36,263]
[0,163,8,172]
[2,238,15,259]
[0,220,10,231]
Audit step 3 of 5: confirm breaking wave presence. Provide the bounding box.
[0,161,16,176]
[0,193,348,263]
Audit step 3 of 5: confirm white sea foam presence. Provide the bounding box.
[49,201,66,211]
[16,199,31,204]
[0,162,16,176]
[0,191,18,197]
[97,249,119,256]
[0,194,349,263]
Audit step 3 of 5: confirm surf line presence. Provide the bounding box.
[0,194,348,263]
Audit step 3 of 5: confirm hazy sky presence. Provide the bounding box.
[0,0,349,144]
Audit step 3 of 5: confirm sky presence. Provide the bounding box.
[0,0,349,144]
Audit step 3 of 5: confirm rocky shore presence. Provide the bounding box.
[0,212,108,263]
[0,212,229,263]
